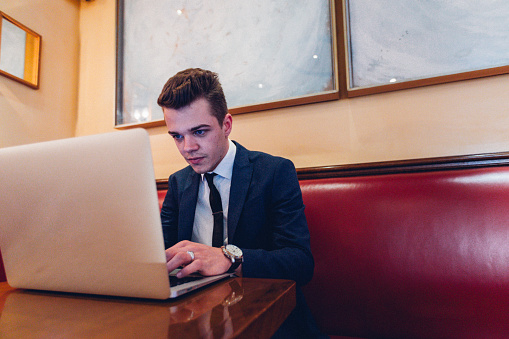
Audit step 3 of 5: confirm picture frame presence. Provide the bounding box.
[343,0,509,97]
[115,0,340,128]
[0,11,41,89]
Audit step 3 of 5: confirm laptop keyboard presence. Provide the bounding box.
[169,274,203,287]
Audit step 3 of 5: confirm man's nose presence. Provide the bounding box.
[183,137,199,153]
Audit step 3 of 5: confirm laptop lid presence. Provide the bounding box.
[0,129,172,299]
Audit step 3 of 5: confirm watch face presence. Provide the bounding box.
[226,244,243,258]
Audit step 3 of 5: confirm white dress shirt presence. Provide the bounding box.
[191,139,236,246]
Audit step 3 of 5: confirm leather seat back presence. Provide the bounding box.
[300,167,509,338]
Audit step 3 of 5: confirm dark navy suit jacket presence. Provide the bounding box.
[160,141,314,286]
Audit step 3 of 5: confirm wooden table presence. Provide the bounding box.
[0,278,295,338]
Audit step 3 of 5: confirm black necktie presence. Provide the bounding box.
[204,173,223,247]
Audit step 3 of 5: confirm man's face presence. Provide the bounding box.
[163,97,232,174]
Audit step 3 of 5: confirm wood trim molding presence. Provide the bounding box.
[346,65,509,98]
[156,178,169,191]
[296,152,509,180]
[156,151,509,189]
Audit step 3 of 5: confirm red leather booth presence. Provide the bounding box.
[299,163,509,339]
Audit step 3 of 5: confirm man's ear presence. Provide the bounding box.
[223,113,233,137]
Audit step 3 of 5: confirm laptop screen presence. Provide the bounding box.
[0,129,171,299]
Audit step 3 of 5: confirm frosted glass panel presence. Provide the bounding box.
[0,12,41,89]
[346,0,509,89]
[116,0,336,127]
[0,18,26,79]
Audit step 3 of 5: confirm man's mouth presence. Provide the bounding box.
[187,156,205,165]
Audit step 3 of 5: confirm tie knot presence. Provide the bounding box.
[204,172,217,185]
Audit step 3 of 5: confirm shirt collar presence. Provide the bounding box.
[202,139,236,181]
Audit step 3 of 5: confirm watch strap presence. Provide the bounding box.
[227,261,241,274]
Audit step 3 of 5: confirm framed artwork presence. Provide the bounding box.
[344,0,509,97]
[0,11,41,89]
[115,0,339,128]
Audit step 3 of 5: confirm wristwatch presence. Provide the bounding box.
[222,244,243,273]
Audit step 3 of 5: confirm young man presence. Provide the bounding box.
[158,68,324,338]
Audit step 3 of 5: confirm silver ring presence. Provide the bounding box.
[187,250,195,262]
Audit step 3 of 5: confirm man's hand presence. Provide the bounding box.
[165,240,234,278]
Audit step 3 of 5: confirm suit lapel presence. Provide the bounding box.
[178,170,200,241]
[228,143,253,242]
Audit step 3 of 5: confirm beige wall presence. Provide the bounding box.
[62,0,509,180]
[0,0,79,148]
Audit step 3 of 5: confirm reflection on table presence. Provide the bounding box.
[0,277,295,338]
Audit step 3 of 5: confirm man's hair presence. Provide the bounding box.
[157,68,228,125]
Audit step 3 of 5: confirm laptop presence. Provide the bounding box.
[0,129,231,299]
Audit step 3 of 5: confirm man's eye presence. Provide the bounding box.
[172,134,183,140]
[194,130,206,136]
